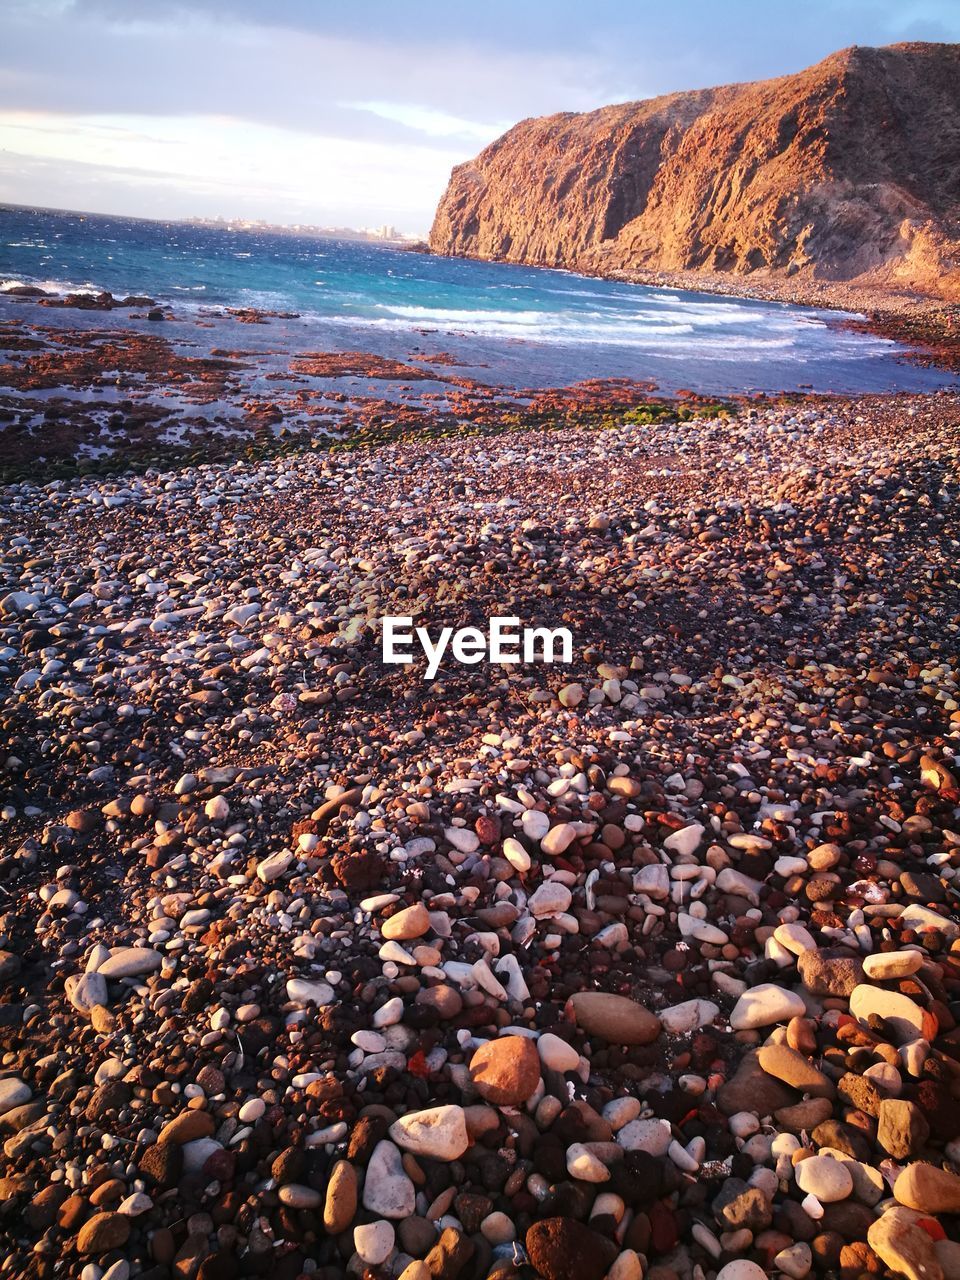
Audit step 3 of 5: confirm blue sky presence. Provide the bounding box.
[1,0,958,232]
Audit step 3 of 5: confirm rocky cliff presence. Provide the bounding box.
[430,43,960,298]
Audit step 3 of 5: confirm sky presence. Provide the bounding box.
[1,0,959,234]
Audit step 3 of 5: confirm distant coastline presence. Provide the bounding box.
[0,201,423,247]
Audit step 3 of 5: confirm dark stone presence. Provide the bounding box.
[717,1052,795,1116]
[424,1226,475,1279]
[330,848,386,891]
[811,1231,845,1269]
[85,1080,132,1123]
[525,1218,619,1280]
[139,1142,184,1187]
[820,1200,875,1242]
[182,979,215,1014]
[453,1192,492,1234]
[899,871,945,903]
[399,1216,438,1258]
[812,1119,874,1162]
[712,1177,773,1231]
[347,1113,388,1162]
[270,1147,305,1185]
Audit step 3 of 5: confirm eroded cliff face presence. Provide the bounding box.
[429,43,960,298]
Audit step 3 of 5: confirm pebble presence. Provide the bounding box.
[849,984,930,1043]
[537,1032,581,1073]
[96,947,162,979]
[469,1035,541,1105]
[757,1044,835,1097]
[566,992,661,1044]
[256,849,293,883]
[354,1220,395,1265]
[277,1184,322,1209]
[869,1207,944,1280]
[616,1118,672,1156]
[862,949,924,979]
[795,1155,854,1202]
[389,1105,469,1160]
[65,971,109,1014]
[660,997,719,1034]
[894,1162,960,1214]
[526,1217,618,1280]
[663,822,704,856]
[381,902,431,940]
[529,881,573,917]
[77,1212,130,1255]
[362,1141,416,1218]
[774,1244,813,1279]
[541,823,578,856]
[0,1079,31,1116]
[285,977,335,1006]
[2,386,960,1280]
[729,983,806,1029]
[324,1159,358,1234]
[565,1143,611,1182]
[716,1263,768,1280]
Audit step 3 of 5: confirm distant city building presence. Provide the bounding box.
[183,215,418,243]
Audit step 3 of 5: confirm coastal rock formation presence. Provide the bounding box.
[430,42,960,298]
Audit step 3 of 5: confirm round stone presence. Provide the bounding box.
[77,1212,131,1255]
[97,948,163,979]
[381,902,431,941]
[795,1155,854,1202]
[354,1220,395,1265]
[716,1263,768,1280]
[469,1035,541,1105]
[894,1162,960,1214]
[537,1032,580,1073]
[615,1118,672,1156]
[324,1160,357,1234]
[0,1078,31,1116]
[862,950,923,980]
[278,1184,323,1209]
[566,1143,611,1183]
[540,823,578,855]
[566,992,661,1045]
[729,983,806,1030]
[849,984,929,1044]
[481,1212,516,1244]
[502,838,531,872]
[389,1105,469,1160]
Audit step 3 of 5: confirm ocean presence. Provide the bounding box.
[1,204,955,395]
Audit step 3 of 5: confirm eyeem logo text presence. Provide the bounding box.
[382,616,573,680]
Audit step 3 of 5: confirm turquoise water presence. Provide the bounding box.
[1,204,955,394]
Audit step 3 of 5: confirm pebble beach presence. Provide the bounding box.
[1,375,960,1280]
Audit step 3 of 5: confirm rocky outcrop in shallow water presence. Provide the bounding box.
[430,42,960,299]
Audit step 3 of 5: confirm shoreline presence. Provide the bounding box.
[605,268,960,374]
[425,247,960,374]
[1,278,957,485]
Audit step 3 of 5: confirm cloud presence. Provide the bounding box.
[0,111,464,226]
[1,0,959,225]
[345,102,510,145]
